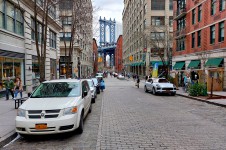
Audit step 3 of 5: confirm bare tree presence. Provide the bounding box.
[16,0,59,82]
[139,24,173,78]
[197,51,209,84]
[59,0,93,78]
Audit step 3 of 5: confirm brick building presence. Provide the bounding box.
[93,38,98,74]
[173,0,226,91]
[115,35,123,73]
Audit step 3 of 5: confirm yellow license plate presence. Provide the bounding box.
[35,124,47,130]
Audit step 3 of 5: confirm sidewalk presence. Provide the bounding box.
[177,87,226,107]
[126,77,226,107]
[0,92,27,148]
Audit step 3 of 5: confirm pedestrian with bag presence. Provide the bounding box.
[14,77,23,99]
[3,77,14,100]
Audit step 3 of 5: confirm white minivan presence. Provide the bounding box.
[16,79,92,135]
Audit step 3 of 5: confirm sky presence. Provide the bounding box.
[92,0,124,42]
[92,0,124,23]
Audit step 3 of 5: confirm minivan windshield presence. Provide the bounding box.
[31,82,80,98]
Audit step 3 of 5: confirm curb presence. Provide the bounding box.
[0,130,17,148]
[96,91,104,150]
[176,93,226,108]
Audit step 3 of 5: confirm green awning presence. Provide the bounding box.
[173,62,185,70]
[187,60,201,69]
[150,61,168,66]
[140,62,145,66]
[205,58,224,67]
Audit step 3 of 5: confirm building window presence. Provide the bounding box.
[192,9,196,24]
[176,38,185,51]
[0,0,4,28]
[169,0,173,10]
[0,57,24,90]
[177,0,186,10]
[31,18,43,43]
[192,33,195,48]
[219,21,224,42]
[177,17,186,30]
[211,0,216,15]
[210,25,215,44]
[219,0,226,11]
[143,19,146,29]
[169,16,173,26]
[151,32,165,40]
[151,16,165,26]
[0,1,24,36]
[144,3,147,15]
[62,16,72,25]
[49,5,56,19]
[197,30,201,47]
[151,0,165,10]
[49,30,56,48]
[59,32,71,41]
[198,5,202,22]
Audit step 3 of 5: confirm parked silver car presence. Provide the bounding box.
[87,79,97,103]
[144,78,177,96]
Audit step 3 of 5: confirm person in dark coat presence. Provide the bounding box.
[136,76,140,88]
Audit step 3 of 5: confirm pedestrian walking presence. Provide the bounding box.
[3,77,14,100]
[100,78,105,92]
[136,76,140,88]
[14,77,23,99]
[145,75,148,82]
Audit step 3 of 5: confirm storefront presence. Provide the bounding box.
[173,61,185,87]
[0,50,25,90]
[205,58,224,91]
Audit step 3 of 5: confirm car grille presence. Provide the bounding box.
[162,88,173,90]
[28,109,61,119]
[29,127,56,132]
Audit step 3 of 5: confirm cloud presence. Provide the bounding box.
[92,0,123,23]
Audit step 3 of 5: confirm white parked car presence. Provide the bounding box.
[87,79,97,103]
[117,74,125,80]
[144,78,177,96]
[16,79,92,136]
[96,73,103,78]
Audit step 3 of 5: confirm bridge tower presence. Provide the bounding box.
[99,17,116,46]
[99,17,116,68]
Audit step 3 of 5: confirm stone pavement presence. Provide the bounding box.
[97,77,226,150]
[0,92,27,148]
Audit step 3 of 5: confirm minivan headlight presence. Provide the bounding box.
[17,109,26,117]
[63,107,78,115]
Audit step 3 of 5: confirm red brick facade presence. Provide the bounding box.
[115,35,123,73]
[93,38,98,74]
[173,0,226,56]
[173,0,226,91]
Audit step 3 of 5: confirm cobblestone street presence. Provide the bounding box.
[3,77,226,150]
[97,78,226,150]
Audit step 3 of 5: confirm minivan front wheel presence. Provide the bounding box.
[77,113,84,134]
